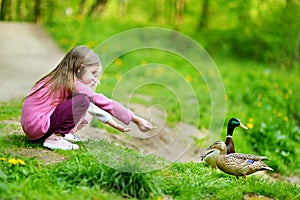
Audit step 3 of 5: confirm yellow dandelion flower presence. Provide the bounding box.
[8,158,18,165]
[17,159,25,165]
[277,112,282,117]
[247,123,254,129]
[257,93,263,99]
[248,117,254,123]
[115,74,122,81]
[185,75,192,82]
[257,102,262,107]
[283,116,289,122]
[285,93,289,99]
[0,157,7,161]
[274,82,279,89]
[115,58,122,67]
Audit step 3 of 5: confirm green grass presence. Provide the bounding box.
[159,162,300,200]
[0,128,299,199]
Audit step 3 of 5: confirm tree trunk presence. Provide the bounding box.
[47,0,54,22]
[80,0,87,15]
[34,0,42,24]
[0,0,6,20]
[198,0,209,29]
[175,0,185,29]
[0,0,12,20]
[87,0,108,17]
[16,0,22,21]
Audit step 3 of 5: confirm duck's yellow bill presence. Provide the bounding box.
[239,122,248,130]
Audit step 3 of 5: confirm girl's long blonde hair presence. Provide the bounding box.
[27,46,100,104]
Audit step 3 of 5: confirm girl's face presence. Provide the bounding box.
[79,65,101,88]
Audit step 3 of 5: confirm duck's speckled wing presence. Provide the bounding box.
[216,153,272,177]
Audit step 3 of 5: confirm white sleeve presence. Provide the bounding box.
[87,102,112,123]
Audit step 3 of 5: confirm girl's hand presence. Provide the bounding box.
[132,115,153,132]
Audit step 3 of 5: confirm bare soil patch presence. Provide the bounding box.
[6,148,67,165]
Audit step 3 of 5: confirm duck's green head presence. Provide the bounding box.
[227,118,248,136]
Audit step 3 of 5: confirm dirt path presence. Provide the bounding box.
[0,22,64,102]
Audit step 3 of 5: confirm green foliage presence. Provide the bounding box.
[214,2,300,66]
[253,120,300,175]
[2,0,300,66]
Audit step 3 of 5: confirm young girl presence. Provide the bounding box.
[21,45,153,150]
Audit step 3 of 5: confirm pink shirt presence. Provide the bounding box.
[21,79,133,140]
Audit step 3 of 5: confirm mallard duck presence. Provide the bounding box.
[201,118,247,169]
[209,141,273,179]
[225,118,248,154]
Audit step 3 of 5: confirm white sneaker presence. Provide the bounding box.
[43,134,79,150]
[64,133,81,142]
